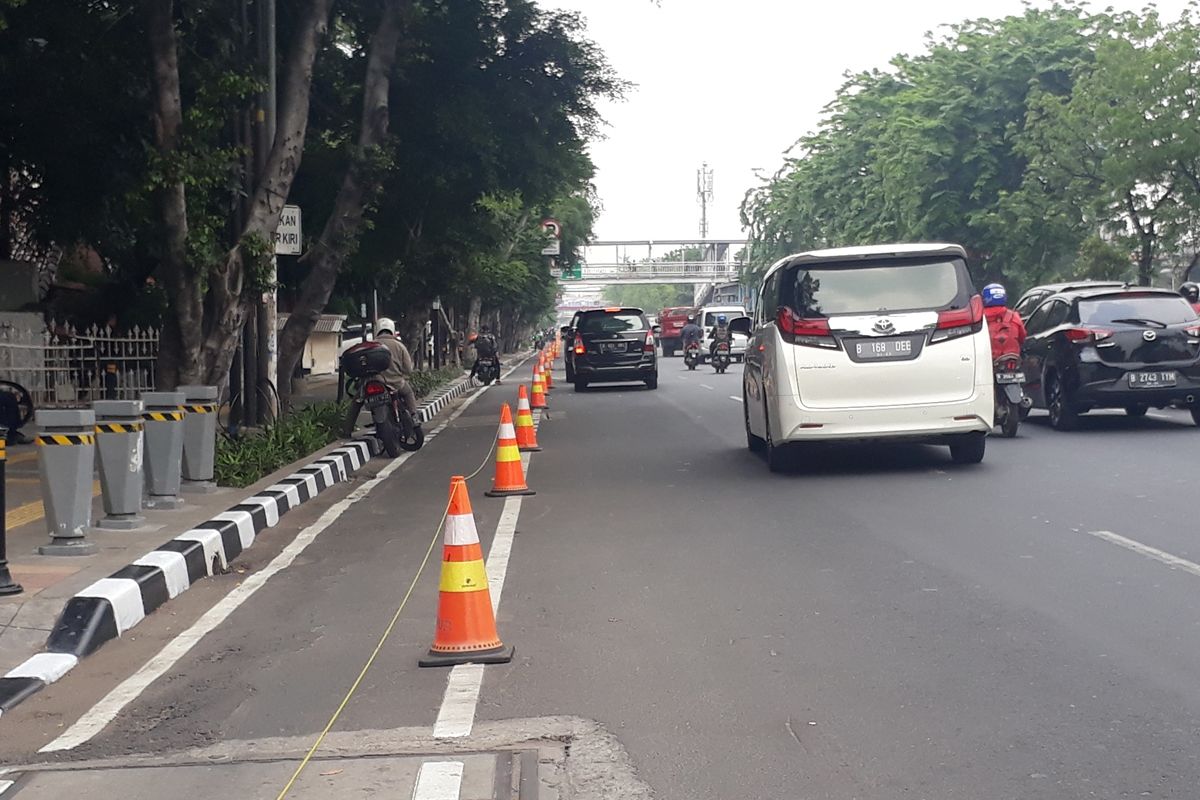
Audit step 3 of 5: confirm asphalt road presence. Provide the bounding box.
[6,358,1200,799]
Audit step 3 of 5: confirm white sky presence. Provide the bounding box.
[546,0,1194,244]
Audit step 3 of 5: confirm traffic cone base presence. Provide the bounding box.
[421,477,513,668]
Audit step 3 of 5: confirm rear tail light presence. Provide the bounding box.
[573,335,585,355]
[364,381,387,397]
[930,295,984,343]
[777,306,838,349]
[1186,325,1200,338]
[644,331,655,352]
[1064,327,1113,343]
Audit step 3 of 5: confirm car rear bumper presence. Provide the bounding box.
[1072,365,1200,408]
[774,389,993,442]
[575,360,657,382]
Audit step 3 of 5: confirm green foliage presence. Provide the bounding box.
[409,365,464,398]
[215,401,347,488]
[605,284,693,312]
[1070,236,1134,283]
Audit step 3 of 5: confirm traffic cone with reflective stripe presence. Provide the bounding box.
[515,385,541,452]
[541,353,554,391]
[419,476,514,667]
[530,364,548,409]
[485,403,535,497]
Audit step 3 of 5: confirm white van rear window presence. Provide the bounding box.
[784,259,968,317]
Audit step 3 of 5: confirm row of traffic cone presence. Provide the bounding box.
[421,351,557,667]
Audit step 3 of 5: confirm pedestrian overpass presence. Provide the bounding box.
[558,239,746,286]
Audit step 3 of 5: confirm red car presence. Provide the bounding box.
[657,306,695,357]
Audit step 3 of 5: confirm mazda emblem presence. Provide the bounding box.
[873,318,896,335]
[1143,330,1157,342]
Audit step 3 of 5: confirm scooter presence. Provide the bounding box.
[683,341,701,370]
[993,353,1030,438]
[341,341,424,457]
[712,341,731,374]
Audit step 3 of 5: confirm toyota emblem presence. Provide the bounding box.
[1143,330,1157,341]
[873,318,896,335]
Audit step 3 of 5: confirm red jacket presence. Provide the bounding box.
[984,306,1026,358]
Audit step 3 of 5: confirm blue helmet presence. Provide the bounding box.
[981,283,1007,308]
[717,314,728,325]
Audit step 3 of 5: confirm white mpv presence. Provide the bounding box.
[736,243,994,471]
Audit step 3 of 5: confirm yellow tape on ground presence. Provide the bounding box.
[438,559,489,593]
[5,480,102,530]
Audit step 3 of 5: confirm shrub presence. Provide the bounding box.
[215,401,347,488]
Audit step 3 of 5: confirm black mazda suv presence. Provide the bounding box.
[1021,287,1200,429]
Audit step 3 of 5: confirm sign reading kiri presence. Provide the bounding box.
[274,204,302,255]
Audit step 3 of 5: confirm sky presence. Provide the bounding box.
[544,0,1194,248]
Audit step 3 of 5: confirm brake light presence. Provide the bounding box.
[644,331,655,352]
[777,306,837,349]
[573,335,585,355]
[364,381,387,396]
[930,295,984,343]
[1065,327,1112,343]
[1186,325,1200,338]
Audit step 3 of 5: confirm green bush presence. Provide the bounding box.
[410,365,465,398]
[215,401,347,488]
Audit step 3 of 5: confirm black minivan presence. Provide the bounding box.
[1021,287,1200,429]
[569,307,659,391]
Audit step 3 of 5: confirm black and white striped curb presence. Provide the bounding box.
[417,375,475,425]
[0,440,371,719]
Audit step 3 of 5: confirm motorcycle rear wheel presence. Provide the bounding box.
[999,402,1020,438]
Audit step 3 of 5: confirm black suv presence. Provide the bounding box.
[1013,280,1125,318]
[1021,287,1200,429]
[569,307,659,391]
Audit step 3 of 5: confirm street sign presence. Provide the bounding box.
[541,218,561,256]
[541,240,561,256]
[274,205,302,255]
[559,263,582,280]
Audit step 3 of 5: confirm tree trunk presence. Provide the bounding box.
[149,0,333,391]
[466,295,482,337]
[277,0,409,409]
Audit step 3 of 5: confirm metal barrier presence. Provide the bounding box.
[94,400,145,529]
[35,409,98,556]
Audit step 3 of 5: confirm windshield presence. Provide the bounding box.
[1079,295,1198,326]
[578,313,648,333]
[781,258,969,318]
[703,311,743,326]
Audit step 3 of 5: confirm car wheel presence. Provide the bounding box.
[574,378,588,392]
[1046,373,1079,431]
[745,389,765,453]
[763,403,789,473]
[565,363,575,381]
[645,374,658,390]
[949,431,986,465]
[1125,404,1148,417]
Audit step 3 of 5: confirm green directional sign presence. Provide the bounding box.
[559,263,582,280]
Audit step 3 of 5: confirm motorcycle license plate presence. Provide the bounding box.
[365,393,390,408]
[1128,371,1176,389]
[995,372,1024,384]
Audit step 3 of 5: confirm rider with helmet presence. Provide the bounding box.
[680,314,703,350]
[981,283,1026,358]
[468,325,501,384]
[374,317,420,427]
[1180,282,1200,314]
[709,313,732,357]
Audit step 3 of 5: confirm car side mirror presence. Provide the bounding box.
[729,316,753,335]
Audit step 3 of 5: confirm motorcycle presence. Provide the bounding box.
[993,353,1030,438]
[683,340,701,370]
[711,340,731,374]
[474,354,501,386]
[340,342,424,457]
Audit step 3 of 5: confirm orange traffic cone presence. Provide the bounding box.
[485,404,535,497]
[541,354,554,391]
[419,476,514,667]
[515,385,541,452]
[530,366,548,410]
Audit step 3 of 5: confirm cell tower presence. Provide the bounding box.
[697,162,713,240]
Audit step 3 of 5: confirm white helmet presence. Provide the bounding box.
[376,317,395,335]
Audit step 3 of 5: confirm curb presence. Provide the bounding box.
[0,355,530,720]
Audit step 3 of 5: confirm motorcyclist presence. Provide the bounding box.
[1180,282,1200,314]
[709,313,732,357]
[375,317,420,429]
[982,283,1026,358]
[680,315,703,352]
[468,325,501,384]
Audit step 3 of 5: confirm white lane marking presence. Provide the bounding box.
[0,780,12,796]
[730,395,743,403]
[1085,530,1200,579]
[432,452,530,739]
[412,760,464,800]
[41,361,527,753]
[699,383,714,390]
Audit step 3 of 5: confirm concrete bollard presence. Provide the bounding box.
[35,409,98,556]
[179,385,218,493]
[142,391,186,510]
[93,399,145,529]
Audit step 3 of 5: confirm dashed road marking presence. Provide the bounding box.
[699,383,714,391]
[1084,530,1200,579]
[412,761,464,800]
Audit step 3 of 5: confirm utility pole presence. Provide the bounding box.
[697,162,713,241]
[255,0,278,422]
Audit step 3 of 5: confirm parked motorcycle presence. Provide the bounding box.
[993,353,1030,438]
[474,354,501,385]
[340,341,424,457]
[712,341,731,374]
[683,341,701,370]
